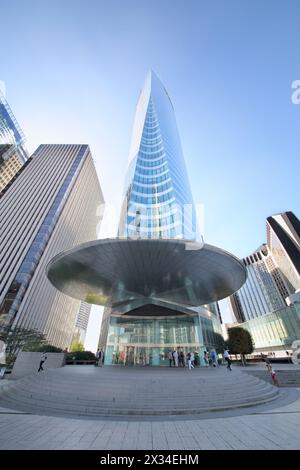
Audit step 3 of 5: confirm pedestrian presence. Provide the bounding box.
[173,349,179,367]
[204,350,209,367]
[190,352,195,367]
[178,350,182,367]
[99,349,104,366]
[166,351,172,367]
[211,350,218,368]
[224,349,232,371]
[187,352,194,370]
[38,353,47,372]
[266,363,279,386]
[180,351,185,367]
[95,349,100,366]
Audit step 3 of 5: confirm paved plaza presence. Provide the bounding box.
[0,364,300,450]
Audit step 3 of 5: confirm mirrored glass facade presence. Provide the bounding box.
[229,212,300,351]
[118,71,197,240]
[239,304,300,350]
[0,91,28,192]
[99,72,223,364]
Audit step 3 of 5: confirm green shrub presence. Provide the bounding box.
[25,344,63,353]
[66,351,96,361]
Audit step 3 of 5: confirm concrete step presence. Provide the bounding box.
[0,365,280,418]
[244,370,300,387]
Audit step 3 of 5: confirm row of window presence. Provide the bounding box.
[136,156,166,168]
[133,172,169,185]
[139,142,164,153]
[135,165,168,177]
[131,190,174,205]
[127,214,176,228]
[132,181,172,195]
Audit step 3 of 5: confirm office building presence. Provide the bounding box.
[0,91,28,192]
[0,144,104,349]
[48,72,246,365]
[72,302,91,345]
[229,212,300,352]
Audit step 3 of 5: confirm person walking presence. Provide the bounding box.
[168,351,173,367]
[173,349,179,367]
[204,350,209,367]
[210,350,218,368]
[224,349,232,371]
[98,349,104,366]
[190,352,195,367]
[180,351,185,367]
[178,350,182,367]
[187,352,194,370]
[266,362,279,386]
[95,349,100,366]
[38,353,47,372]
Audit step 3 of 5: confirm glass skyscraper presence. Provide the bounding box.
[229,211,300,353]
[118,71,196,240]
[98,72,222,365]
[0,91,28,192]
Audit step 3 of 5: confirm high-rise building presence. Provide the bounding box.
[0,144,104,349]
[230,244,288,323]
[266,212,300,294]
[48,72,246,365]
[229,212,300,352]
[72,302,91,345]
[118,71,196,240]
[0,91,28,192]
[98,72,219,364]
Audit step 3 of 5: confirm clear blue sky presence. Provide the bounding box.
[1,0,299,349]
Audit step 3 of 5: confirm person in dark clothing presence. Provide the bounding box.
[180,351,185,367]
[38,353,47,372]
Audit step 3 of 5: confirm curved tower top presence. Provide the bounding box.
[118,71,197,240]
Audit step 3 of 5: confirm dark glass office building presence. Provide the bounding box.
[0,91,28,192]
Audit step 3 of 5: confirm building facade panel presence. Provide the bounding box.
[0,144,104,348]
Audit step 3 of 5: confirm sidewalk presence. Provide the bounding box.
[0,387,299,449]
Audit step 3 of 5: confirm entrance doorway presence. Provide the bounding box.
[125,346,135,366]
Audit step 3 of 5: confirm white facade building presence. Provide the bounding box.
[0,144,104,349]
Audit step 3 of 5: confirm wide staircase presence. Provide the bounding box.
[0,365,280,418]
[244,369,300,387]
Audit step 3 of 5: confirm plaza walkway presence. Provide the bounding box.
[0,364,299,449]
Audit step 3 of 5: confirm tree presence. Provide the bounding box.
[227,327,254,365]
[214,333,227,354]
[0,325,46,368]
[70,339,84,352]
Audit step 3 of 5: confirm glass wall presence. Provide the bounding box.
[118,72,197,240]
[103,312,221,366]
[239,304,300,349]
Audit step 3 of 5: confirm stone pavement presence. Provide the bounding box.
[0,365,299,450]
[0,400,300,450]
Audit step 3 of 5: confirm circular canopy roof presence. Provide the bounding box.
[46,238,246,309]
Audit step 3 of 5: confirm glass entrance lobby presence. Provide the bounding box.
[102,311,222,366]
